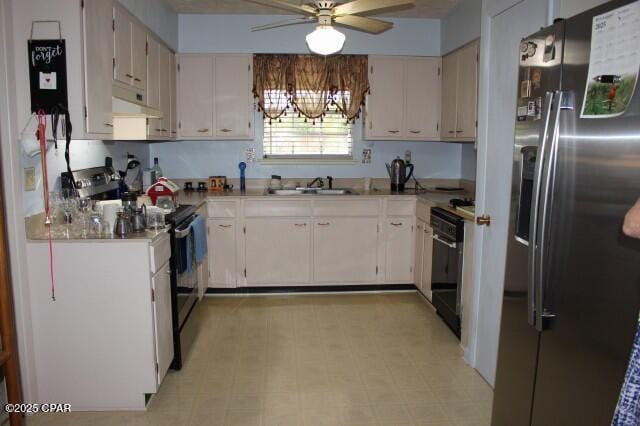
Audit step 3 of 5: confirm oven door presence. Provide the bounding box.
[173,215,199,328]
[431,231,459,292]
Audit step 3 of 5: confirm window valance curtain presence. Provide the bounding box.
[253,54,369,124]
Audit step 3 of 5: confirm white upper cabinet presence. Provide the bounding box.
[405,57,441,140]
[131,22,147,91]
[177,55,214,138]
[214,55,253,139]
[177,54,254,140]
[82,0,114,135]
[440,39,479,141]
[170,54,177,138]
[159,44,172,137]
[146,36,160,110]
[113,6,132,86]
[365,56,441,141]
[366,56,405,139]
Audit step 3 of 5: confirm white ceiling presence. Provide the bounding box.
[166,0,461,19]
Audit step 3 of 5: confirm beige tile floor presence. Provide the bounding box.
[27,292,493,426]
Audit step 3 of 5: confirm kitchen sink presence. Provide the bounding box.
[266,188,358,196]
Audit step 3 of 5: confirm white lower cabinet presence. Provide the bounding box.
[151,260,173,385]
[313,217,379,283]
[417,222,434,299]
[385,218,415,283]
[207,219,237,287]
[245,218,311,285]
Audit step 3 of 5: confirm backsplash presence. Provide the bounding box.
[150,118,465,181]
[23,140,149,216]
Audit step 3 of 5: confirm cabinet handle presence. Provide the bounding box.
[390,222,403,226]
[448,130,455,134]
[417,225,422,230]
[220,128,233,133]
[218,224,232,228]
[409,130,421,134]
[134,77,142,82]
[455,130,463,133]
[197,128,209,133]
[104,122,114,127]
[154,128,162,131]
[294,223,307,227]
[317,222,330,226]
[125,73,134,78]
[162,129,168,132]
[387,130,400,134]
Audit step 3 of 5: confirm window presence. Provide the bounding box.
[262,90,353,160]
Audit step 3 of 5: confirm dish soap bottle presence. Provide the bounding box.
[150,157,163,184]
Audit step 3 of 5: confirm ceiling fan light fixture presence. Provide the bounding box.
[305,25,345,56]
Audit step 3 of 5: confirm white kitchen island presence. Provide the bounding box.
[25,230,173,411]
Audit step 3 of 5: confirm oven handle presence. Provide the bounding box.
[175,215,197,238]
[432,234,457,249]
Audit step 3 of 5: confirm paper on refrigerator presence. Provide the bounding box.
[581,0,640,118]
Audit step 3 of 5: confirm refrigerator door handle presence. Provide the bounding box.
[534,91,567,332]
[528,91,556,327]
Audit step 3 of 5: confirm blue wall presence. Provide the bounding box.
[151,14,466,181]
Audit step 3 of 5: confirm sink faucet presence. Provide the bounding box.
[307,177,324,188]
[326,176,333,189]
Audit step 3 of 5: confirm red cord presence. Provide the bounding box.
[37,110,55,301]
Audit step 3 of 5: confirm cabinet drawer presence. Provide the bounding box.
[245,200,312,217]
[150,233,171,274]
[416,201,433,222]
[313,199,379,217]
[386,199,416,216]
[207,201,237,218]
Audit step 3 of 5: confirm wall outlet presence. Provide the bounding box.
[405,150,412,164]
[362,148,372,164]
[245,147,256,163]
[24,167,36,191]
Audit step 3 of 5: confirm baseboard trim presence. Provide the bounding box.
[205,284,417,295]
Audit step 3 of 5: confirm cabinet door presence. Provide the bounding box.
[440,52,458,138]
[207,219,237,287]
[170,54,177,138]
[385,219,414,282]
[83,0,113,135]
[421,225,434,300]
[131,22,147,91]
[455,41,479,139]
[178,55,214,138]
[214,55,252,139]
[147,37,160,109]
[314,218,378,283]
[159,45,172,137]
[365,56,405,139]
[245,218,311,285]
[151,260,173,387]
[415,219,426,291]
[404,58,441,140]
[113,7,132,85]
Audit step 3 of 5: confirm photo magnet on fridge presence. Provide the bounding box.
[28,39,68,113]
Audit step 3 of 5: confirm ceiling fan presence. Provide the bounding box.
[246,0,415,55]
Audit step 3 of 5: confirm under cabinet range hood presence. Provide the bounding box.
[111,97,163,140]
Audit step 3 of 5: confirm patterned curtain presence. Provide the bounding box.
[253,54,369,124]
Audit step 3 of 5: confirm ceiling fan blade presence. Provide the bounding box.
[333,0,414,16]
[243,0,317,16]
[251,17,315,31]
[333,15,393,34]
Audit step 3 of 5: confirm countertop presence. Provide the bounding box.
[26,223,169,243]
[176,187,476,221]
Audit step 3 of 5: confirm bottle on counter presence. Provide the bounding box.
[150,157,163,184]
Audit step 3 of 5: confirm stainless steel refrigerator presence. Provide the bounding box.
[492,0,640,424]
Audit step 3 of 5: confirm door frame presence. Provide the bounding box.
[469,0,553,385]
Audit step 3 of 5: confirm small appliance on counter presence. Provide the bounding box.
[208,176,226,192]
[197,182,207,192]
[146,177,181,205]
[184,182,194,192]
[122,154,143,193]
[61,161,122,200]
[385,157,414,192]
[269,175,283,190]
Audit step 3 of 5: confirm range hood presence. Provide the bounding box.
[112,87,163,140]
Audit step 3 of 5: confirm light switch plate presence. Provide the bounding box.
[362,148,372,164]
[24,167,36,191]
[405,150,412,164]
